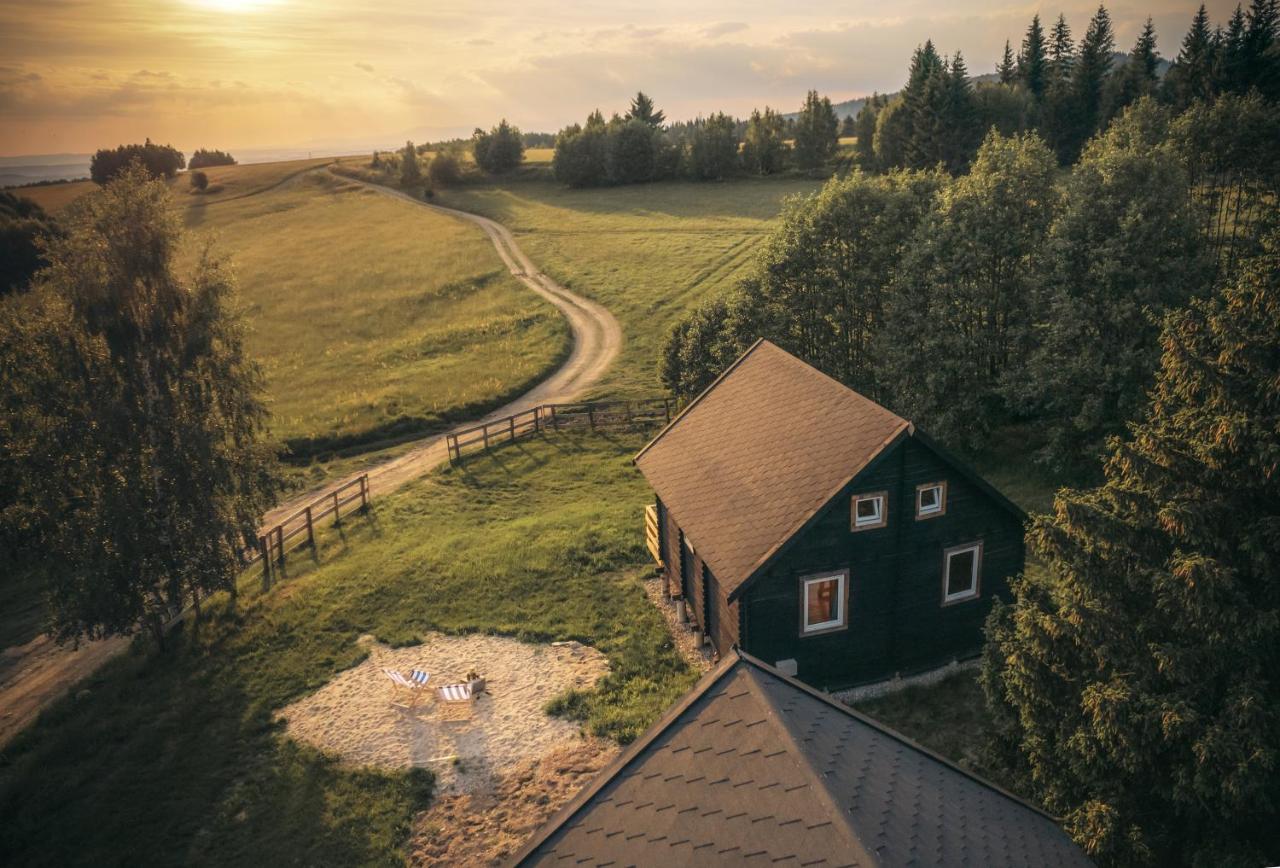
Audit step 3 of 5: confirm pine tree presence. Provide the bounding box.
[1049,13,1076,82]
[901,41,947,169]
[625,92,666,127]
[998,40,1017,84]
[400,140,421,187]
[792,90,840,170]
[1166,5,1218,106]
[984,227,1280,866]
[1244,0,1280,97]
[1042,14,1079,161]
[1018,14,1049,98]
[1216,5,1250,93]
[854,97,880,167]
[942,52,979,173]
[1110,18,1160,115]
[1067,4,1116,161]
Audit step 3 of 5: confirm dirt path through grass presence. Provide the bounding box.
[0,176,622,748]
[259,171,622,524]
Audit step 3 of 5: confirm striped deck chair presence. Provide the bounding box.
[434,682,475,720]
[383,668,430,708]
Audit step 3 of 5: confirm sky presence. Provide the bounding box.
[0,0,1240,158]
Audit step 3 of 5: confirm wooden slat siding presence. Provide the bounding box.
[644,503,662,566]
[705,568,739,654]
[687,546,707,633]
[738,438,1025,690]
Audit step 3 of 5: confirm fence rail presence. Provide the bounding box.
[247,473,369,589]
[446,398,672,463]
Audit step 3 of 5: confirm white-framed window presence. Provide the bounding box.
[800,570,848,635]
[942,542,982,605]
[851,491,888,531]
[917,481,948,519]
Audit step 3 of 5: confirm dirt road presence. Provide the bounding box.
[0,176,621,748]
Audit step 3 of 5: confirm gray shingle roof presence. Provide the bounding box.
[512,650,1093,867]
[634,339,909,598]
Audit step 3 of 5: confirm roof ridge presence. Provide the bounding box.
[506,652,746,866]
[736,650,1065,825]
[741,665,881,867]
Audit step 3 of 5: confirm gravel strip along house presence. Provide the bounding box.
[511,649,1092,867]
[635,339,1027,690]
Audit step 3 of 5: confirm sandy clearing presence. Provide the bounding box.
[277,633,611,796]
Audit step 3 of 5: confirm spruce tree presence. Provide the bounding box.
[983,227,1280,866]
[1110,18,1160,115]
[625,92,666,127]
[1018,14,1049,98]
[1166,5,1218,106]
[1216,5,1250,93]
[1244,0,1280,97]
[741,107,789,175]
[1042,14,1078,161]
[998,40,1017,84]
[399,140,421,187]
[1067,4,1116,161]
[942,52,979,173]
[792,90,840,170]
[854,97,880,167]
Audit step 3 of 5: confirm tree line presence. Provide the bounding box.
[857,1,1280,173]
[552,90,841,187]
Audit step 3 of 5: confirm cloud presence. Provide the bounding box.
[701,22,748,39]
[354,62,374,73]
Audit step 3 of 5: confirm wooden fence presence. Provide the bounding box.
[248,473,369,589]
[644,503,662,567]
[446,398,672,464]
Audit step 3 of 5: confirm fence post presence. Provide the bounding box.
[534,407,541,433]
[552,405,559,431]
[305,506,315,550]
[509,415,516,442]
[333,489,341,526]
[625,402,633,425]
[360,474,369,512]
[482,425,490,451]
[275,525,285,568]
[588,404,595,431]
[260,535,272,590]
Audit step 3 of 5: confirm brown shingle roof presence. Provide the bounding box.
[512,650,1094,867]
[635,339,909,598]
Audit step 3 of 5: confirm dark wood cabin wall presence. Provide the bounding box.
[739,437,1025,690]
[705,568,739,653]
[659,499,682,598]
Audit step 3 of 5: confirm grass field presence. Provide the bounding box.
[0,431,694,866]
[179,169,568,456]
[13,162,570,459]
[435,176,823,397]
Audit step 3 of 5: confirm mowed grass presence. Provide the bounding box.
[436,176,823,396]
[181,169,568,456]
[0,431,694,866]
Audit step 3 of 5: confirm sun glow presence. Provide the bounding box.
[186,0,280,11]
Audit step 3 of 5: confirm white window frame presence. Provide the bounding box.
[800,570,849,636]
[851,491,888,531]
[917,481,947,519]
[942,541,982,605]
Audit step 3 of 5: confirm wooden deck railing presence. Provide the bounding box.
[446,398,672,463]
[644,503,662,567]
[247,473,369,589]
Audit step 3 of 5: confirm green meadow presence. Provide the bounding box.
[0,431,695,866]
[436,176,824,396]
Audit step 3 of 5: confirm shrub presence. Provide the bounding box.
[89,139,185,184]
[189,170,209,191]
[472,120,524,174]
[188,149,236,169]
[428,150,462,186]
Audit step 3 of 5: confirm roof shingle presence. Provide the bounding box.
[512,651,1093,868]
[634,340,909,596]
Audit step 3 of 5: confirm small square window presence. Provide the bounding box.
[851,492,887,530]
[917,481,947,519]
[801,571,848,635]
[942,542,982,604]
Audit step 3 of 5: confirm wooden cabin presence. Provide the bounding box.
[512,649,1092,867]
[635,339,1026,690]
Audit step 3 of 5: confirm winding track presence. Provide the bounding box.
[0,175,621,747]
